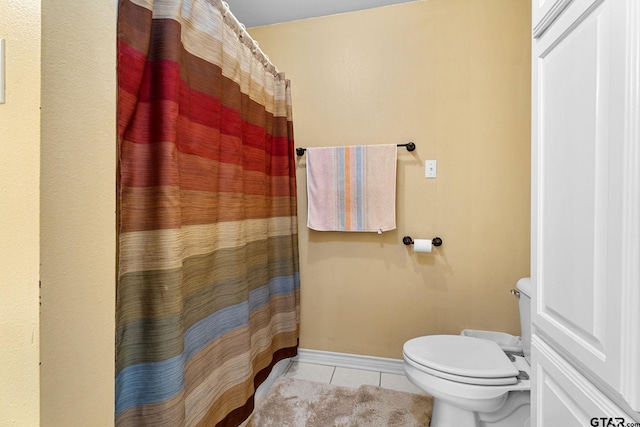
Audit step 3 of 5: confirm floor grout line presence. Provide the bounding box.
[282,361,424,394]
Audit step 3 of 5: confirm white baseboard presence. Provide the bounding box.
[255,358,292,400]
[256,348,406,399]
[294,348,405,375]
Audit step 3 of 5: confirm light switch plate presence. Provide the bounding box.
[425,160,437,178]
[0,39,5,104]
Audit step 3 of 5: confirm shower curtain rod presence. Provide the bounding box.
[295,142,416,156]
[220,1,281,78]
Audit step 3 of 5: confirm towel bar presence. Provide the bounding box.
[402,236,443,246]
[296,142,415,156]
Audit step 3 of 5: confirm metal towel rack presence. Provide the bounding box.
[296,142,416,156]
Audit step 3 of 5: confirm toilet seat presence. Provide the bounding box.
[403,335,520,386]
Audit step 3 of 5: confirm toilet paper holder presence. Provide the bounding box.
[402,236,443,246]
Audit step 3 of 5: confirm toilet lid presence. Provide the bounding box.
[403,335,519,383]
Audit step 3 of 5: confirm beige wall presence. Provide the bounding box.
[1,1,116,425]
[39,1,116,426]
[250,0,531,359]
[0,1,42,425]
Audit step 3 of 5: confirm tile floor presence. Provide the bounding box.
[280,360,425,395]
[240,360,425,426]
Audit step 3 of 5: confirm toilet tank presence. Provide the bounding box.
[516,277,532,364]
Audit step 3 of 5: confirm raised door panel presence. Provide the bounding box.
[531,0,640,405]
[531,336,635,426]
[532,0,602,39]
[532,0,573,38]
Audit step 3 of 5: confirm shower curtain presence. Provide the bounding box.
[115,1,300,425]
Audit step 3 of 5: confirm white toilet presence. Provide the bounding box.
[403,278,532,427]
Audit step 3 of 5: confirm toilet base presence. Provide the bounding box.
[430,399,478,427]
[429,391,530,427]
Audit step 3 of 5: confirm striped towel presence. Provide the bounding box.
[306,144,397,232]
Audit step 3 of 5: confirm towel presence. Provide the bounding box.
[306,144,397,232]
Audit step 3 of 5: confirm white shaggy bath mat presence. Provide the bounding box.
[246,377,433,427]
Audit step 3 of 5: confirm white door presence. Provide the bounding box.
[531,0,640,424]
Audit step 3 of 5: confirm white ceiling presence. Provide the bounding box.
[224,0,421,28]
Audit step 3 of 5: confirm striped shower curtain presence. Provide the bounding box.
[115,1,300,425]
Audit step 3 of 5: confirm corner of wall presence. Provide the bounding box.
[39,1,117,425]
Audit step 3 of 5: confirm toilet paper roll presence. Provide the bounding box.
[413,239,433,253]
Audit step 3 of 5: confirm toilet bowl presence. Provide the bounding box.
[403,278,532,427]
